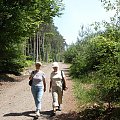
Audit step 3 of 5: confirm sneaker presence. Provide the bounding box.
[50,111,56,117]
[36,110,40,117]
[53,112,56,116]
[58,106,62,111]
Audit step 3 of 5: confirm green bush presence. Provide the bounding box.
[64,44,78,63]
[68,28,120,105]
[24,60,34,67]
[0,45,26,75]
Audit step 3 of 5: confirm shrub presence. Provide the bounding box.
[70,33,120,105]
[64,44,78,63]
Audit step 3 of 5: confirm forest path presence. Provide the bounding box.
[0,62,77,120]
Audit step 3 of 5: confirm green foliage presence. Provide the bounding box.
[0,0,64,74]
[24,60,34,67]
[73,78,95,104]
[100,0,120,14]
[66,23,120,105]
[64,44,78,63]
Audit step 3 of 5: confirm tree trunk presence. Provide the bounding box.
[27,39,29,56]
[42,32,45,61]
[29,37,32,57]
[38,32,41,61]
[33,33,36,62]
[36,31,39,62]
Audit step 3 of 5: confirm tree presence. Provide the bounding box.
[0,0,64,74]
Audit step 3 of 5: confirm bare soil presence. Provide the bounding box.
[0,63,77,120]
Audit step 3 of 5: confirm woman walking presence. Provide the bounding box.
[49,62,67,115]
[29,62,46,117]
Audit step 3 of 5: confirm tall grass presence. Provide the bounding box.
[73,73,102,108]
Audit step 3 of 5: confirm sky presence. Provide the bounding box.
[53,0,115,45]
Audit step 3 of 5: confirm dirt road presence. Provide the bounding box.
[0,63,77,120]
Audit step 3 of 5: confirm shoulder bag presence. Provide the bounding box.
[29,71,35,86]
[61,70,66,90]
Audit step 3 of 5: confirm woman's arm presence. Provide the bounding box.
[43,78,46,92]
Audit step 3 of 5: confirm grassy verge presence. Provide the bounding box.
[72,74,120,119]
[72,72,109,108]
[73,77,96,109]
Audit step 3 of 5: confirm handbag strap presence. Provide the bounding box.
[61,70,64,81]
[31,70,36,78]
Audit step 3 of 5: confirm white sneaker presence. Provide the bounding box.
[36,110,40,117]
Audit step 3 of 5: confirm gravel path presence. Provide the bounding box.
[0,63,77,120]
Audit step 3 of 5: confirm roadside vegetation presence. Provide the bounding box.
[64,0,120,119]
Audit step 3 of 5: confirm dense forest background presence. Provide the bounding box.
[0,0,66,75]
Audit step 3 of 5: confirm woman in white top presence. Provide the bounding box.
[49,62,67,115]
[29,62,46,118]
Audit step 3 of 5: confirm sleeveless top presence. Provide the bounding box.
[50,70,65,87]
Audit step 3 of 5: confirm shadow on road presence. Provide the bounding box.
[3,110,53,120]
[49,112,78,120]
[0,74,18,82]
[3,110,35,118]
[0,74,28,83]
[49,107,120,120]
[41,110,53,116]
